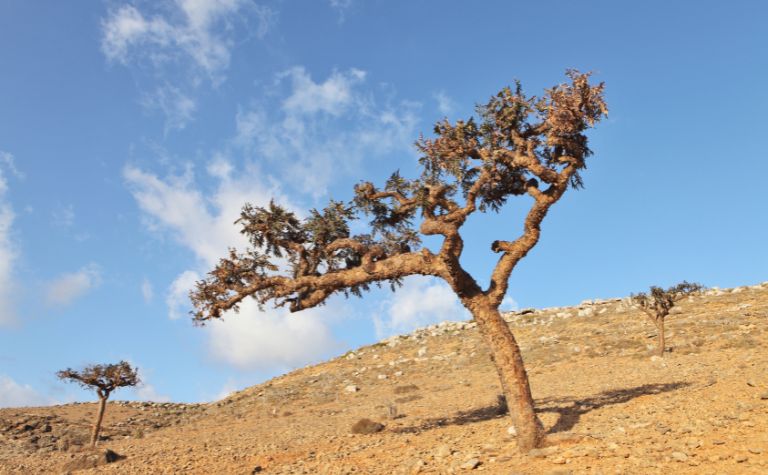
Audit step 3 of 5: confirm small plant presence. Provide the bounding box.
[57,361,139,447]
[631,281,704,356]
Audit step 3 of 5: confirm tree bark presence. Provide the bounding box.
[657,318,665,357]
[91,394,107,448]
[470,300,544,450]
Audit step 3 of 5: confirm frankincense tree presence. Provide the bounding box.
[191,71,607,450]
[631,281,704,357]
[57,361,139,447]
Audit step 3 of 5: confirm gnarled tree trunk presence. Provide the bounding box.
[468,298,544,451]
[91,393,108,448]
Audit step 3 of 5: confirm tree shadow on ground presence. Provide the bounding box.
[537,381,690,433]
[390,382,689,435]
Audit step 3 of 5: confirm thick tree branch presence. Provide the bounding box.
[194,250,442,322]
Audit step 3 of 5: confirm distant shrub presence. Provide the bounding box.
[631,281,704,357]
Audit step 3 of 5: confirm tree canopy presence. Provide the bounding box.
[191,70,607,323]
[57,360,140,397]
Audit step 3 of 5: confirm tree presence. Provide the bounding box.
[631,281,704,357]
[190,71,607,450]
[57,361,139,448]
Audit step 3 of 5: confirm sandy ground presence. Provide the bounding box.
[2,282,767,474]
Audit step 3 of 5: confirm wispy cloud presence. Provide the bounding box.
[237,67,419,196]
[434,90,455,116]
[328,0,353,23]
[101,0,274,81]
[52,204,75,228]
[125,159,341,369]
[207,299,341,371]
[0,151,20,326]
[45,264,102,307]
[0,375,56,408]
[166,270,200,319]
[141,85,197,132]
[141,277,154,303]
[100,0,276,130]
[374,275,469,338]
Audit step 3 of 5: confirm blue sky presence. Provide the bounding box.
[0,1,766,405]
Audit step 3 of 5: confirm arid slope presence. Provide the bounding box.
[2,282,767,474]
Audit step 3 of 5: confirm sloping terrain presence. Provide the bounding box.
[1,282,767,474]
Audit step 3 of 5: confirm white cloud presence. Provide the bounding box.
[45,264,102,307]
[101,1,274,81]
[166,270,200,319]
[328,0,353,23]
[0,152,20,326]
[207,299,340,371]
[141,85,197,132]
[213,379,239,400]
[134,382,172,403]
[125,66,420,369]
[374,276,469,338]
[124,160,285,267]
[141,277,154,303]
[52,203,75,228]
[125,158,344,369]
[501,295,518,312]
[237,67,420,196]
[281,67,365,117]
[434,90,455,116]
[0,375,55,408]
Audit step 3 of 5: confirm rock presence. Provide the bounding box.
[407,459,425,474]
[671,451,688,462]
[434,444,453,458]
[528,446,558,458]
[417,347,428,357]
[377,374,388,380]
[748,448,763,454]
[760,392,768,400]
[506,426,517,437]
[350,418,384,434]
[252,466,263,473]
[459,458,481,470]
[735,455,748,463]
[62,449,124,471]
[344,385,359,393]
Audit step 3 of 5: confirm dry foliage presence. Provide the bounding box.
[57,361,140,398]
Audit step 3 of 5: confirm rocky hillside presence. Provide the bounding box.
[1,282,767,474]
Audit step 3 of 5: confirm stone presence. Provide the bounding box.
[528,446,558,458]
[434,444,453,458]
[506,426,517,437]
[748,448,763,454]
[735,455,748,463]
[350,418,384,434]
[411,459,426,474]
[344,385,359,393]
[671,451,688,462]
[459,458,481,470]
[417,347,428,357]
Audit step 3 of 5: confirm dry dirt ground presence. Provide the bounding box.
[2,282,767,474]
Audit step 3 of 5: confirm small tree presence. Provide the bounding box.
[191,71,607,450]
[631,281,704,357]
[57,361,139,447]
